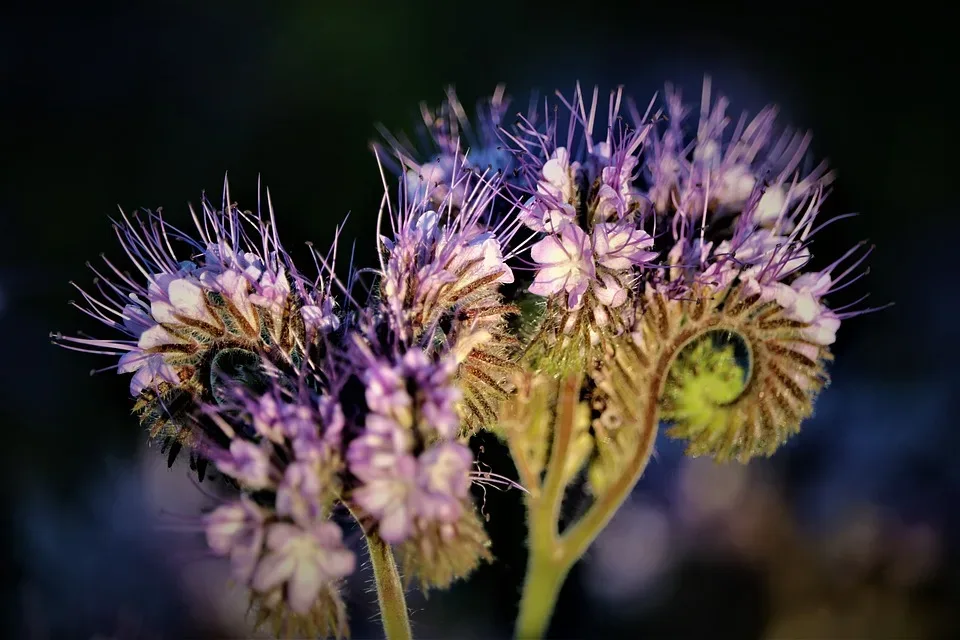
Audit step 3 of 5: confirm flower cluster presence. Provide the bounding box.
[57,79,878,639]
[55,177,499,635]
[346,342,492,588]
[378,165,522,432]
[201,384,353,636]
[55,184,337,451]
[646,81,863,348]
[375,85,524,207]
[503,87,660,355]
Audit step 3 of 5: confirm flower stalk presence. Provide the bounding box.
[365,531,412,640]
[513,373,660,639]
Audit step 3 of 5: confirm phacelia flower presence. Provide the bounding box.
[251,519,356,616]
[204,496,266,583]
[496,79,878,473]
[378,164,521,432]
[599,78,878,464]
[345,339,492,589]
[195,373,353,635]
[55,79,884,640]
[529,222,595,307]
[375,85,528,208]
[54,180,338,455]
[504,85,660,363]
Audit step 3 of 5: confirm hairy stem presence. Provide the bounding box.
[560,381,660,564]
[365,531,412,640]
[515,492,570,639]
[513,371,661,639]
[540,375,582,524]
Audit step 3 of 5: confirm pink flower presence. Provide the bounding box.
[445,232,514,285]
[350,454,418,543]
[301,297,340,334]
[204,497,265,582]
[211,439,273,489]
[538,147,579,204]
[529,223,595,308]
[149,277,219,327]
[592,222,657,270]
[276,461,322,526]
[593,273,628,308]
[416,442,472,523]
[771,271,838,345]
[200,268,259,331]
[252,520,356,615]
[117,349,179,395]
[249,267,291,316]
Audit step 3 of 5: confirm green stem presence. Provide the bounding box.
[515,502,571,639]
[365,531,412,640]
[560,384,660,562]
[540,375,582,524]
[514,372,662,639]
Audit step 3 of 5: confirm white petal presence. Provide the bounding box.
[288,561,323,614]
[530,235,567,265]
[167,279,214,322]
[137,324,180,349]
[252,551,295,592]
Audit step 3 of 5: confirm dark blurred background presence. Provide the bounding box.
[1,2,953,638]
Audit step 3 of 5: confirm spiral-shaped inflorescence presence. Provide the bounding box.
[637,282,832,461]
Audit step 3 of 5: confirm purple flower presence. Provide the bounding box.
[351,454,419,543]
[204,497,266,582]
[400,349,461,439]
[116,348,179,396]
[301,296,340,334]
[592,222,656,271]
[252,520,356,615]
[347,340,474,541]
[347,417,416,481]
[149,276,219,327]
[539,148,580,205]
[200,268,260,330]
[210,439,273,489]
[643,80,832,222]
[55,179,333,403]
[364,357,413,426]
[443,230,515,287]
[378,168,517,345]
[416,442,473,523]
[248,266,291,315]
[529,222,596,308]
[376,85,521,205]
[276,461,323,526]
[249,392,287,444]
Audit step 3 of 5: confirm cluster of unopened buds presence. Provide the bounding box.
[56,79,880,639]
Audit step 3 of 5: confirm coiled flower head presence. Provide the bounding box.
[494,80,878,470]
[54,180,340,459]
[376,161,522,433]
[587,79,877,467]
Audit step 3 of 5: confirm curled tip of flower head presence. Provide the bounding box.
[625,281,833,462]
[56,179,341,466]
